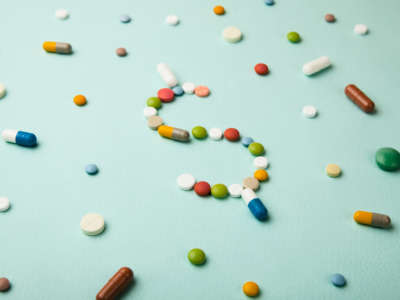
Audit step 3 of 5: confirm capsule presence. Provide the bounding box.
[302,56,331,75]
[158,125,190,142]
[345,84,375,113]
[241,188,268,221]
[42,41,72,54]
[353,210,391,228]
[2,129,37,147]
[96,267,134,300]
[157,63,178,87]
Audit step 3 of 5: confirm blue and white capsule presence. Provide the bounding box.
[241,188,268,221]
[2,129,37,147]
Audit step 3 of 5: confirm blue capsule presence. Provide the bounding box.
[242,137,254,147]
[2,129,37,147]
[241,188,268,221]
[172,86,184,96]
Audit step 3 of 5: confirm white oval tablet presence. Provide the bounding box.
[228,184,243,198]
[0,83,6,99]
[0,197,10,212]
[80,213,105,235]
[223,26,242,43]
[143,107,157,118]
[302,105,317,118]
[254,157,268,169]
[209,128,223,140]
[182,82,195,94]
[166,15,179,25]
[55,9,69,20]
[177,173,196,190]
[302,56,331,76]
[354,24,368,35]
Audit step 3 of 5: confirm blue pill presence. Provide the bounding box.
[264,0,275,5]
[172,86,184,96]
[331,274,346,287]
[85,164,99,175]
[120,15,131,23]
[242,137,254,147]
[2,129,37,147]
[248,198,268,221]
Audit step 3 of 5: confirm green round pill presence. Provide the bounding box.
[287,31,301,43]
[192,126,208,139]
[248,142,265,156]
[375,147,400,172]
[147,97,162,109]
[188,248,206,265]
[211,184,228,199]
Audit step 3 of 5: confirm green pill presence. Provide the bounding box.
[248,142,265,156]
[192,126,208,139]
[287,31,301,43]
[147,97,162,109]
[188,248,206,265]
[376,147,400,171]
[211,184,228,199]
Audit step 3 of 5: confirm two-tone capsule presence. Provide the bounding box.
[43,41,72,54]
[2,129,37,147]
[354,210,391,228]
[302,56,331,76]
[345,84,375,113]
[158,125,190,142]
[96,267,134,300]
[241,188,268,221]
[157,63,178,87]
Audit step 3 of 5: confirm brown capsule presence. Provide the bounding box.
[344,84,375,113]
[96,267,134,300]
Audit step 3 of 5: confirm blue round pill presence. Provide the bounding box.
[85,164,99,175]
[120,15,131,23]
[172,86,184,96]
[331,273,346,287]
[242,137,254,147]
[264,0,275,5]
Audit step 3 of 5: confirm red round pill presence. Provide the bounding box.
[254,63,269,75]
[194,181,211,197]
[157,88,175,103]
[224,128,240,141]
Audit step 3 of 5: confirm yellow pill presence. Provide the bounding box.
[43,41,72,54]
[254,169,268,182]
[353,210,391,228]
[242,281,259,297]
[325,163,341,177]
[73,94,87,106]
[158,125,190,142]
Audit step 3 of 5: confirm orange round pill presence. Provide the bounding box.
[213,5,225,15]
[243,281,259,297]
[73,94,87,106]
[194,86,210,97]
[254,169,268,182]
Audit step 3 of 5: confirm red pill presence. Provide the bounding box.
[254,63,269,75]
[224,128,240,141]
[344,84,375,113]
[96,267,134,300]
[194,181,211,196]
[157,88,175,103]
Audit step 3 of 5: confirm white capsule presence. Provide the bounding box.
[2,129,18,143]
[241,188,257,205]
[302,56,331,76]
[157,63,178,87]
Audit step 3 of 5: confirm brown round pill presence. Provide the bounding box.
[116,47,127,57]
[344,84,375,113]
[148,115,164,130]
[325,13,335,23]
[0,277,10,292]
[96,267,134,300]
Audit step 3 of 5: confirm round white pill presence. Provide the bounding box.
[228,184,243,198]
[166,15,179,25]
[254,157,268,169]
[80,213,105,236]
[182,82,195,94]
[177,173,196,190]
[302,105,317,118]
[209,128,223,140]
[0,197,10,212]
[55,9,69,20]
[143,107,157,118]
[223,26,242,43]
[0,83,6,99]
[354,24,368,35]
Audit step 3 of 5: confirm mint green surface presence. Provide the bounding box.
[1,0,400,299]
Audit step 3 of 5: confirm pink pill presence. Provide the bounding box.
[194,86,210,97]
[157,88,175,103]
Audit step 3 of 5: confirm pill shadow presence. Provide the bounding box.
[120,277,137,299]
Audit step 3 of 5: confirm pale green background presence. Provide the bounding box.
[1,0,399,299]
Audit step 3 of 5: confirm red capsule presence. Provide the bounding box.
[344,84,375,113]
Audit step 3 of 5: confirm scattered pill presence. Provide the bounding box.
[177,173,196,190]
[243,177,260,191]
[344,84,375,113]
[248,142,265,156]
[213,5,225,15]
[353,210,391,228]
[254,156,268,169]
[85,164,99,175]
[302,105,317,118]
[228,184,243,198]
[166,15,179,25]
[157,63,178,87]
[241,188,268,221]
[325,13,335,23]
[120,15,131,23]
[0,83,6,98]
[254,63,269,75]
[194,85,210,97]
[224,128,240,141]
[158,125,190,142]
[147,97,162,109]
[243,281,260,297]
[172,86,184,96]
[182,82,196,94]
[143,107,157,118]
[187,248,206,265]
[73,94,87,106]
[157,88,175,103]
[254,169,268,182]
[96,267,134,300]
[242,137,254,147]
[303,56,331,76]
[223,26,242,43]
[331,274,346,287]
[0,197,10,212]
[326,164,341,177]
[209,128,223,140]
[0,277,10,292]
[43,41,72,54]
[375,147,400,172]
[148,116,164,130]
[116,47,127,57]
[194,181,211,197]
[211,184,228,199]
[287,31,300,43]
[80,213,105,235]
[2,129,37,147]
[192,126,208,139]
[264,0,275,5]
[55,9,69,19]
[354,24,368,35]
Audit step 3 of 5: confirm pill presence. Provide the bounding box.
[264,0,274,5]
[241,188,268,221]
[331,273,346,287]
[194,85,210,97]
[116,47,127,57]
[325,13,335,23]
[287,31,300,43]
[248,142,265,156]
[148,116,164,130]
[2,129,37,147]
[243,177,259,191]
[243,281,260,297]
[157,63,178,87]
[242,137,254,147]
[85,164,99,175]
[80,213,105,235]
[302,105,317,118]
[228,184,243,198]
[254,169,268,182]
[143,107,157,118]
[209,128,223,140]
[120,15,131,23]
[96,267,134,300]
[166,15,179,25]
[0,277,10,292]
[254,63,269,75]
[211,184,228,199]
[213,5,225,15]
[55,9,69,20]
[182,82,195,94]
[194,181,211,196]
[0,83,6,98]
[188,248,206,265]
[254,156,268,169]
[147,97,162,109]
[344,84,375,113]
[0,197,10,212]
[224,128,240,141]
[223,26,242,43]
[192,126,207,139]
[177,173,196,190]
[354,24,368,35]
[43,41,72,54]
[158,125,190,142]
[325,164,341,177]
[303,56,331,76]
[354,211,391,228]
[172,86,184,96]
[375,147,400,172]
[157,88,175,103]
[73,94,87,106]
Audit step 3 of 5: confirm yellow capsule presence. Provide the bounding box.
[43,41,72,54]
[353,210,391,228]
[158,125,189,142]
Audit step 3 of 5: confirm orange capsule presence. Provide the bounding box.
[353,210,391,228]
[158,125,189,142]
[43,41,72,54]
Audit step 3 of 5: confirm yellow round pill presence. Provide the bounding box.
[213,5,225,15]
[254,169,269,182]
[73,94,87,106]
[326,163,341,177]
[243,281,259,297]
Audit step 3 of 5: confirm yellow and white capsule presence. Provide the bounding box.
[158,125,189,142]
[353,210,391,228]
[43,41,72,54]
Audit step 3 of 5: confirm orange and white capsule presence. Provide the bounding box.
[158,125,189,142]
[43,41,72,54]
[353,210,391,228]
